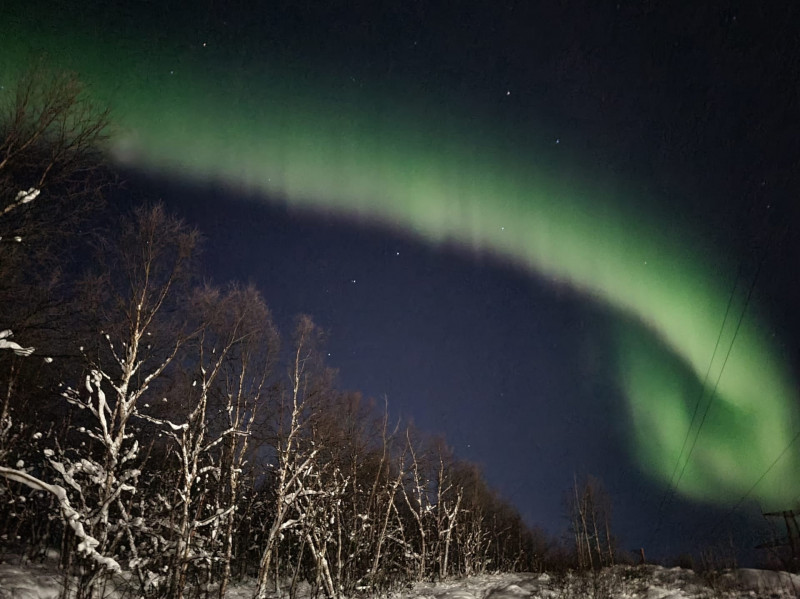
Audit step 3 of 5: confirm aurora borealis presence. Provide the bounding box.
[3,0,800,552]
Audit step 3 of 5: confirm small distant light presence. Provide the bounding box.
[506,90,511,96]
[555,138,560,144]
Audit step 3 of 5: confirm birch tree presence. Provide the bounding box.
[253,316,329,599]
[0,66,109,369]
[399,429,434,581]
[0,65,108,204]
[431,441,462,579]
[0,66,109,497]
[142,284,277,599]
[451,462,493,576]
[568,475,615,570]
[54,204,198,597]
[359,404,404,589]
[209,286,277,599]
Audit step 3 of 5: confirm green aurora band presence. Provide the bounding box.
[2,22,799,507]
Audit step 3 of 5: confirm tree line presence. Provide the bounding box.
[0,68,568,598]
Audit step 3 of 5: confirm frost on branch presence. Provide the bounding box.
[0,188,41,219]
[0,329,34,357]
[0,466,121,572]
[0,187,41,238]
[15,187,40,204]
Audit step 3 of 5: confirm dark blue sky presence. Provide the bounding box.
[140,174,643,543]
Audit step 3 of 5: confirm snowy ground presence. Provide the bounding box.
[395,568,800,599]
[1,561,799,599]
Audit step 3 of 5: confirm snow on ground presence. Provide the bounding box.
[1,561,799,599]
[0,559,62,599]
[396,567,800,599]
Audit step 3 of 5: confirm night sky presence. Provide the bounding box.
[3,1,800,560]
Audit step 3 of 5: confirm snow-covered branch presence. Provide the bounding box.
[0,329,34,357]
[0,188,40,217]
[0,466,121,572]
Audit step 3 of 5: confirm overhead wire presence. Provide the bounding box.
[645,260,742,548]
[693,426,800,545]
[685,221,794,547]
[645,197,782,551]
[671,241,769,498]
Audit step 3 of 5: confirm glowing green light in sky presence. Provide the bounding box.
[2,18,798,506]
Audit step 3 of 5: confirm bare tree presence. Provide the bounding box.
[209,286,278,598]
[55,205,198,597]
[141,283,278,599]
[0,66,110,479]
[399,428,434,581]
[0,65,109,340]
[253,316,329,599]
[568,475,615,570]
[431,440,462,579]
[361,401,405,590]
[451,462,492,576]
[0,64,109,208]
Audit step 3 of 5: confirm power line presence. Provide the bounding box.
[694,427,800,545]
[645,260,742,547]
[685,220,794,547]
[646,207,782,549]
[670,246,767,498]
[645,197,766,548]
[647,266,759,546]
